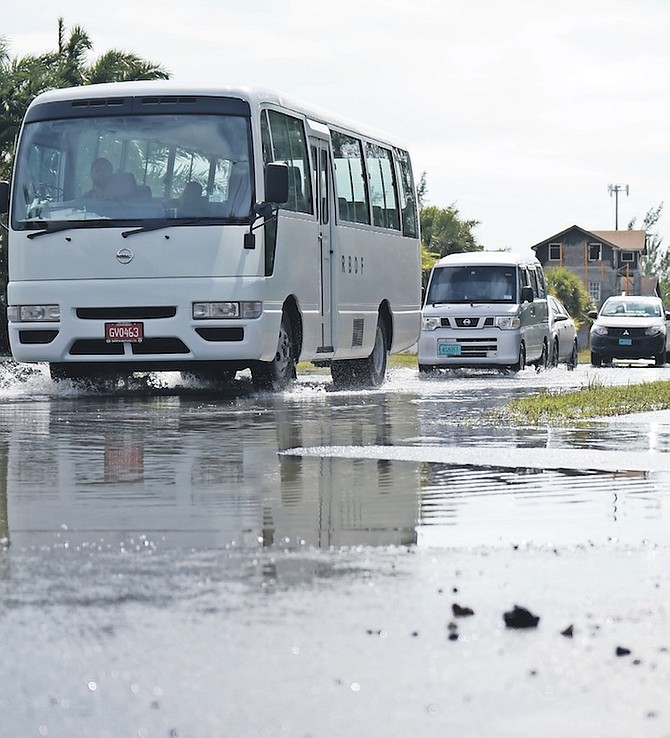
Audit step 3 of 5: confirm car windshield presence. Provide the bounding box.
[601,300,661,317]
[426,265,517,304]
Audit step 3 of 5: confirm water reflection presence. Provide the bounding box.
[0,370,669,556]
[0,391,421,552]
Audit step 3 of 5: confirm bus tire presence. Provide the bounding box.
[331,320,388,389]
[251,312,296,390]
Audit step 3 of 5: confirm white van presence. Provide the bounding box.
[418,251,550,372]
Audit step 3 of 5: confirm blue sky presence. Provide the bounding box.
[8,0,670,251]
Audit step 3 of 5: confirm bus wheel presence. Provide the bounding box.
[331,320,388,389]
[251,313,296,390]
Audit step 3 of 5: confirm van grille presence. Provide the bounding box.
[453,338,498,357]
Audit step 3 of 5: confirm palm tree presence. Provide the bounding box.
[0,18,170,180]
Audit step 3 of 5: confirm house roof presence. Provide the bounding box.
[531,225,647,252]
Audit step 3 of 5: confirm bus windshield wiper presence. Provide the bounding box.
[121,217,213,238]
[26,223,76,239]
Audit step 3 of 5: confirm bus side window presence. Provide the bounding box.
[331,130,370,225]
[265,110,313,214]
[395,148,418,238]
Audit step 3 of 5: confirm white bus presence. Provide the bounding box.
[0,82,421,389]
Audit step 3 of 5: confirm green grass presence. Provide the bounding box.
[502,379,670,423]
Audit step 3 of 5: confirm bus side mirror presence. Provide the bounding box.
[264,163,289,205]
[520,286,534,303]
[0,181,9,215]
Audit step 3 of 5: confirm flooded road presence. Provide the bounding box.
[1,360,670,737]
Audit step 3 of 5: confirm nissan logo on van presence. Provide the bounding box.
[116,247,134,264]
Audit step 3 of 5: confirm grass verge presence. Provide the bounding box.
[503,379,670,423]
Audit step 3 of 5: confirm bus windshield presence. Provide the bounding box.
[426,265,517,304]
[12,113,253,229]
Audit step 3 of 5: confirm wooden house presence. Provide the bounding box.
[531,225,651,306]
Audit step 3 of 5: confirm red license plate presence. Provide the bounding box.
[105,322,144,343]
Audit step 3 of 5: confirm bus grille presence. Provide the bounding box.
[76,307,177,319]
[69,338,189,355]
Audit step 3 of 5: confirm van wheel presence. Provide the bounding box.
[550,338,559,368]
[655,350,666,367]
[511,343,526,372]
[251,313,296,390]
[590,351,602,367]
[534,340,548,372]
[418,364,434,375]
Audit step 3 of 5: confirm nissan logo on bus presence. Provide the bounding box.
[116,248,134,264]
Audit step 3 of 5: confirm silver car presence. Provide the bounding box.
[548,295,578,369]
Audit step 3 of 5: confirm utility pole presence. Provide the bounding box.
[608,184,629,229]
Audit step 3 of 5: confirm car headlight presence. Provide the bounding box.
[422,316,441,331]
[592,325,608,335]
[192,301,262,319]
[645,325,664,336]
[7,304,60,322]
[495,316,521,330]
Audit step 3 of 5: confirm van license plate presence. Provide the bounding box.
[618,338,632,346]
[105,322,144,343]
[438,342,461,356]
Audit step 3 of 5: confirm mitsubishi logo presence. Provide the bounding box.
[623,329,629,336]
[116,247,134,264]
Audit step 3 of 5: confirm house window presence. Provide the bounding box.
[549,243,561,261]
[588,281,601,302]
[588,243,602,261]
[620,251,635,263]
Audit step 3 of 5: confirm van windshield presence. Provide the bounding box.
[426,265,517,304]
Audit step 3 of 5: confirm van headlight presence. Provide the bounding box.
[495,316,520,330]
[7,304,60,322]
[422,316,441,331]
[192,301,262,319]
[592,325,608,335]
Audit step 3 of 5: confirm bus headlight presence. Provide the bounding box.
[422,316,441,331]
[192,301,262,320]
[495,316,521,330]
[7,304,60,322]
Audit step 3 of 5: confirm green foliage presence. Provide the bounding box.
[544,267,594,327]
[630,204,670,297]
[0,19,170,180]
[420,204,481,260]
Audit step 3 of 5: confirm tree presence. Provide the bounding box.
[629,203,669,301]
[0,19,170,180]
[545,267,594,327]
[417,173,482,284]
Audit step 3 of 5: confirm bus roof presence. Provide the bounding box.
[25,81,408,150]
